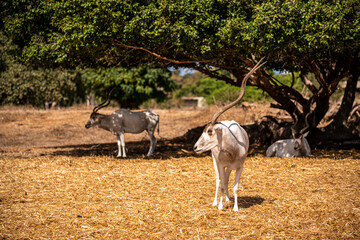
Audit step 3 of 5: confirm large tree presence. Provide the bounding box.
[1,0,360,143]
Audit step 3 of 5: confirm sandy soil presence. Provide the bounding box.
[0,104,359,239]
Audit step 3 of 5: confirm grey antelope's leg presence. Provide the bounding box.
[212,153,220,207]
[146,128,157,156]
[233,165,244,212]
[117,132,126,157]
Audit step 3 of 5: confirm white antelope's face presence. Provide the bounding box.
[194,124,221,154]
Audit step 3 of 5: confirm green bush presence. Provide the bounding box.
[0,63,83,107]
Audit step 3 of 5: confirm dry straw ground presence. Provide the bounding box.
[0,104,359,239]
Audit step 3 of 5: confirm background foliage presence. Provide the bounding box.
[0,32,83,107]
[0,66,82,107]
[0,31,176,108]
[173,71,307,104]
[82,66,176,108]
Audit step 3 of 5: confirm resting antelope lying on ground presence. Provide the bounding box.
[194,59,265,211]
[85,92,159,157]
[266,131,311,157]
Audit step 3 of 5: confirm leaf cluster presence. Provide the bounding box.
[2,0,359,70]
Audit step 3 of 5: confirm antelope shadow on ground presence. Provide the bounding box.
[225,196,265,209]
[46,125,269,159]
[47,126,204,159]
[47,138,204,159]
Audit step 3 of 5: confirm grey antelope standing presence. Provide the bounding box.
[85,93,159,157]
[266,118,311,158]
[194,59,266,212]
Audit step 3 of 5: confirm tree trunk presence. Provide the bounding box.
[332,70,359,127]
[309,71,360,145]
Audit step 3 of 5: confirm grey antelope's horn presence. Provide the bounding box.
[210,58,266,124]
[93,88,114,113]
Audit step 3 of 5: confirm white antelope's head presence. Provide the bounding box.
[194,123,223,153]
[193,58,266,154]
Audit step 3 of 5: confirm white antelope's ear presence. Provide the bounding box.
[214,126,223,135]
[215,127,223,150]
[302,131,309,137]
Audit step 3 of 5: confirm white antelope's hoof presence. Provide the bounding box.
[233,207,239,212]
[212,201,217,207]
[218,204,223,210]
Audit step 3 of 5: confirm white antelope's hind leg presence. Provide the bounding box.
[233,165,244,212]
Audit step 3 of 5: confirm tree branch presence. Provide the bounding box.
[307,61,327,89]
[194,66,234,85]
[113,40,215,65]
[299,71,318,94]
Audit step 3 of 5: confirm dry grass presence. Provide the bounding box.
[0,105,359,239]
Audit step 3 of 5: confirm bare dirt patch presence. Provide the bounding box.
[0,105,359,239]
[0,104,281,158]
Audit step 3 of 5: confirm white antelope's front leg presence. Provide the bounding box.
[117,132,126,157]
[212,153,220,207]
[218,164,227,210]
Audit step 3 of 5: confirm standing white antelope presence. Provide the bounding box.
[194,59,265,212]
[85,91,159,157]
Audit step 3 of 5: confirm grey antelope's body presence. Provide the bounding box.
[266,132,310,157]
[194,59,265,212]
[85,95,159,157]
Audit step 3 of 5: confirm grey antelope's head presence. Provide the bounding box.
[194,58,266,153]
[85,90,113,129]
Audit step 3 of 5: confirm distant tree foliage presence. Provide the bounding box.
[174,71,303,104]
[0,66,82,107]
[0,31,175,108]
[0,32,83,106]
[175,77,272,104]
[82,66,176,108]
